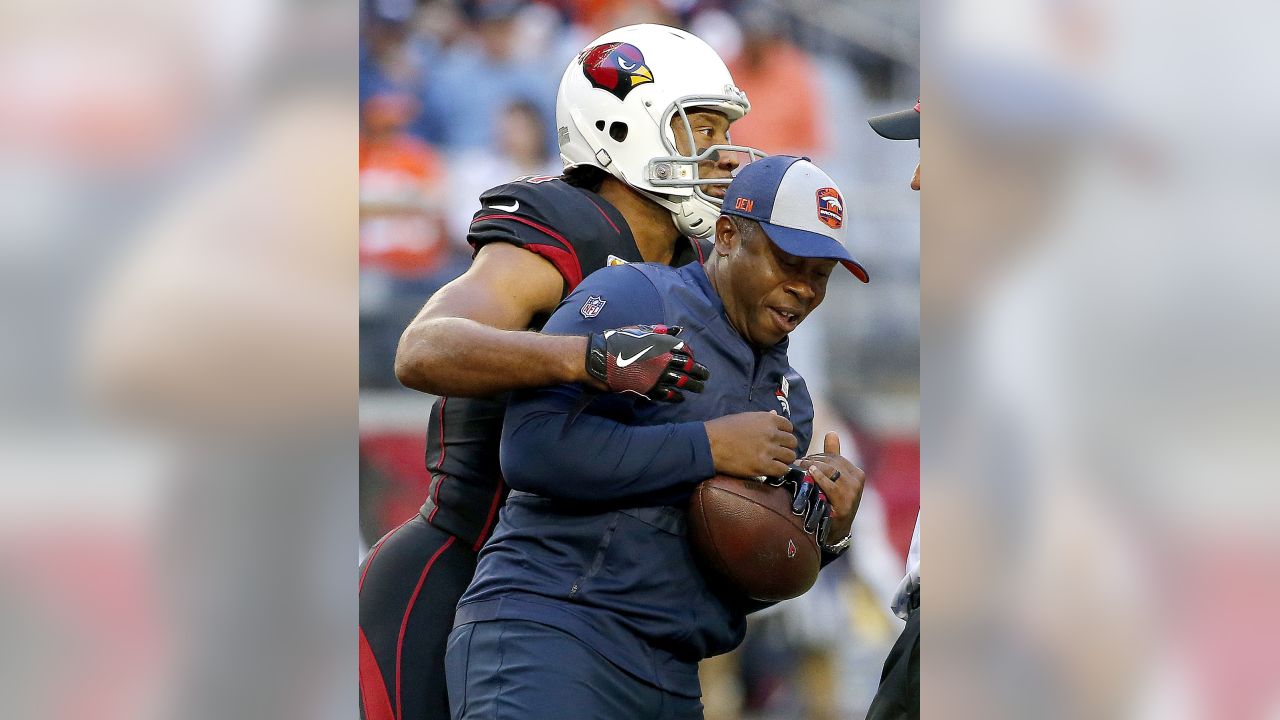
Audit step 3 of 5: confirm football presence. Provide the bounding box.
[687,475,820,602]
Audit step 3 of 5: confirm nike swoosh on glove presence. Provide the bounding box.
[586,325,710,402]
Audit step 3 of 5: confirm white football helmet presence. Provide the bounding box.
[556,24,767,239]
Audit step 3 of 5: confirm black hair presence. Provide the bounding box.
[561,165,609,192]
[727,214,761,243]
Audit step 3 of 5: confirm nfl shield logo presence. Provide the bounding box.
[786,539,797,558]
[580,296,607,318]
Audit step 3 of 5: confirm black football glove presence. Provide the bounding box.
[585,325,710,403]
[766,465,833,545]
[764,465,807,489]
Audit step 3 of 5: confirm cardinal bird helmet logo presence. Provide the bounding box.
[581,42,654,101]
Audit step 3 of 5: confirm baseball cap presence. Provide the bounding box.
[721,156,868,283]
[868,101,920,141]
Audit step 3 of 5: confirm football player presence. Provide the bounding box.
[359,25,769,720]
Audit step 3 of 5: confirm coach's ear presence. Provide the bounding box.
[713,215,739,257]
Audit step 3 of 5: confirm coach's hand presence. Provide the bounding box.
[797,432,866,546]
[705,411,798,479]
[586,325,710,402]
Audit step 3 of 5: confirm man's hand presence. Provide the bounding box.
[705,411,798,478]
[796,432,867,546]
[586,325,710,402]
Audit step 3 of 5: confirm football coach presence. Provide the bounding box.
[444,156,871,720]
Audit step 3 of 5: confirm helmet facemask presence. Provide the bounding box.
[639,96,768,238]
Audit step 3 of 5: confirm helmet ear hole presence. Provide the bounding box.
[608,122,629,143]
[595,120,606,131]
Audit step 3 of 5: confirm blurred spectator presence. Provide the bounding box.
[724,3,827,158]
[415,0,561,152]
[446,98,562,241]
[360,3,442,106]
[360,90,449,278]
[359,90,461,387]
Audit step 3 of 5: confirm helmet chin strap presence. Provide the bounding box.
[637,187,720,240]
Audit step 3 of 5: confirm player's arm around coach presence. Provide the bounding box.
[390,105,743,403]
[391,230,700,402]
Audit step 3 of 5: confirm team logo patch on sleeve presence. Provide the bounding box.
[580,296,607,318]
[815,187,844,230]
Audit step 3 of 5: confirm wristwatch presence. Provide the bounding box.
[822,531,852,555]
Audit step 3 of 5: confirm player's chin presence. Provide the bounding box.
[752,318,789,348]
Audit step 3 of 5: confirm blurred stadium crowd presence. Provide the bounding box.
[358,0,919,717]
